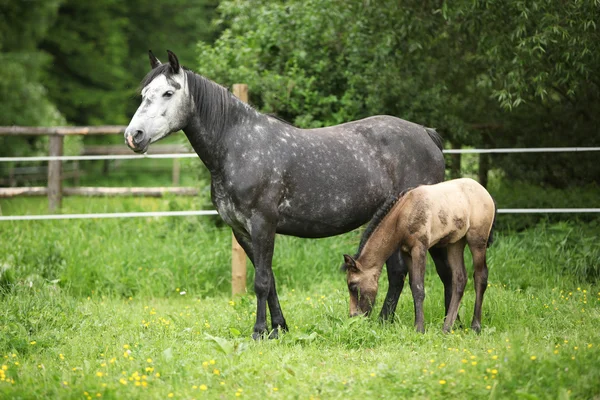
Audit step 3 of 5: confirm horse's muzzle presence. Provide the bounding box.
[124,128,149,153]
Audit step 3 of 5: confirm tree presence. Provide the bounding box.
[197,0,599,186]
[0,0,64,127]
[0,0,65,162]
[40,0,220,126]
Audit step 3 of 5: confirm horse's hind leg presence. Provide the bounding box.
[407,246,427,333]
[469,244,489,333]
[429,247,462,328]
[379,250,408,322]
[443,240,467,333]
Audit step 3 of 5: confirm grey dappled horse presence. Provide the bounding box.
[125,50,449,339]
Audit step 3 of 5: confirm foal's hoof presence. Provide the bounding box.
[471,322,482,334]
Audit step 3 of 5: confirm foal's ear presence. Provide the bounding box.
[148,50,161,69]
[343,254,360,273]
[167,50,180,73]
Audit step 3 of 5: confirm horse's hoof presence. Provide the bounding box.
[268,330,280,340]
[268,324,288,339]
[471,323,482,334]
[378,313,396,324]
[252,331,267,341]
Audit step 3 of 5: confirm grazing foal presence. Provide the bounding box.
[343,178,496,333]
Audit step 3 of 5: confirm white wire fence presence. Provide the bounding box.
[0,208,599,222]
[1,147,600,162]
[1,146,599,221]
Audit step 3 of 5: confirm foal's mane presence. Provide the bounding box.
[353,188,414,259]
[140,64,234,136]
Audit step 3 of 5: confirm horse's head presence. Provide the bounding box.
[125,50,190,153]
[342,254,379,317]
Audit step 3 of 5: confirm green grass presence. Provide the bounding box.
[1,279,599,399]
[1,196,599,398]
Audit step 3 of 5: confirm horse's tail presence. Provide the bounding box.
[425,127,443,151]
[487,199,498,248]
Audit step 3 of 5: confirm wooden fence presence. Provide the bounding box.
[0,128,199,210]
[0,84,250,295]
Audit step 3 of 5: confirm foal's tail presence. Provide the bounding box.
[425,127,443,152]
[487,199,498,248]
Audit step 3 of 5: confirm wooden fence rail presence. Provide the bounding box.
[0,83,250,296]
[0,128,196,209]
[0,186,199,198]
[0,126,126,136]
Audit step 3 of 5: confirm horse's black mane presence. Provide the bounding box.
[140,64,233,136]
[353,188,415,259]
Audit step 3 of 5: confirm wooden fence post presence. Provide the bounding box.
[48,135,64,212]
[478,153,490,188]
[450,141,462,179]
[172,158,181,185]
[231,84,249,296]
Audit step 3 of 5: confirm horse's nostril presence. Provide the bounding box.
[133,130,144,142]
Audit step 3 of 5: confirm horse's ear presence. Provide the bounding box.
[149,50,161,69]
[343,254,360,273]
[167,50,180,73]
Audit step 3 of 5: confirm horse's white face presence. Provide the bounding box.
[125,52,189,153]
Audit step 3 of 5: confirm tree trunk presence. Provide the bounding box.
[478,153,490,188]
[450,141,462,179]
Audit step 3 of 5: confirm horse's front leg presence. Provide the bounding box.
[247,214,285,340]
[379,250,408,322]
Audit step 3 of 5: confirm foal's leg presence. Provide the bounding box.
[379,250,408,322]
[429,247,460,325]
[469,244,489,333]
[443,240,467,333]
[406,246,427,333]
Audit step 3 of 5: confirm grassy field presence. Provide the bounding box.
[1,196,599,399]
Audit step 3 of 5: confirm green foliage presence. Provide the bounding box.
[0,0,64,128]
[453,0,600,110]
[197,0,473,131]
[0,0,67,177]
[40,0,130,125]
[198,0,600,186]
[488,179,600,230]
[0,0,219,181]
[40,0,220,126]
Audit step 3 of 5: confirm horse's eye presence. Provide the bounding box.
[348,283,358,293]
[163,90,174,98]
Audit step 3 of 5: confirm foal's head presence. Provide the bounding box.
[342,254,380,317]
